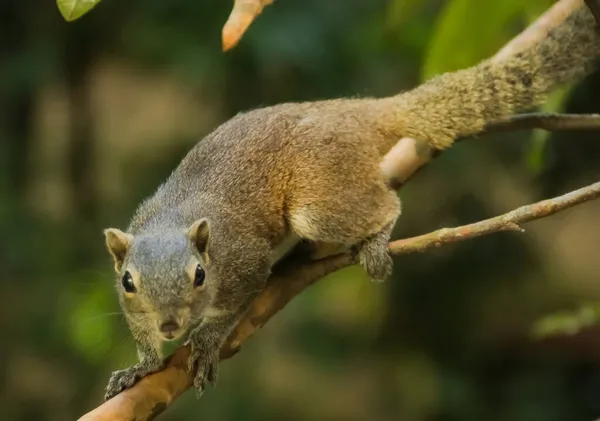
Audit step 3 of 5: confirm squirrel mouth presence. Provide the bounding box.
[158,319,185,341]
[161,330,183,341]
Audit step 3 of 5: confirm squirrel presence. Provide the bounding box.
[103,5,600,401]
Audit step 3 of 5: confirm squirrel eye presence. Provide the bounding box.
[194,264,205,288]
[122,271,136,293]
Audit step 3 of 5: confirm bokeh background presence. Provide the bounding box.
[3,0,600,420]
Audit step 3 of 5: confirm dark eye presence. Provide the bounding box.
[194,264,205,288]
[122,271,136,293]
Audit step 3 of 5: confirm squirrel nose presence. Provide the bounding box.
[159,320,180,334]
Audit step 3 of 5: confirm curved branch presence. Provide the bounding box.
[78,253,354,421]
[79,178,600,421]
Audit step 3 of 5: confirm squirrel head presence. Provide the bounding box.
[103,219,213,342]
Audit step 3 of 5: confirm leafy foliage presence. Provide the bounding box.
[533,303,600,338]
[421,0,554,80]
[57,0,102,21]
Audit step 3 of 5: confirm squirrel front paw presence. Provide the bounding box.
[104,361,163,401]
[186,334,220,398]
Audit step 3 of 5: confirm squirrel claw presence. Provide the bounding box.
[104,361,162,401]
[359,223,394,282]
[207,363,219,386]
[187,339,220,399]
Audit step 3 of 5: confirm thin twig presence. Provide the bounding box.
[389,181,600,253]
[388,111,600,190]
[481,113,600,135]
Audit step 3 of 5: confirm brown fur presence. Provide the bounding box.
[103,5,600,400]
[385,6,600,148]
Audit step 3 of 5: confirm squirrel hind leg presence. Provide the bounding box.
[358,220,395,282]
[288,188,399,281]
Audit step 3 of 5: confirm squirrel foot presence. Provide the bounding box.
[104,359,163,401]
[186,328,220,399]
[358,222,394,282]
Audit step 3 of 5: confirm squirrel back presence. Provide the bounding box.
[124,4,600,258]
[123,4,600,277]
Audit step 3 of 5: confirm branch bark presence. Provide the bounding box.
[78,253,354,421]
[78,0,597,419]
[222,0,273,51]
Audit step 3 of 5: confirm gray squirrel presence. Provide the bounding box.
[103,5,600,401]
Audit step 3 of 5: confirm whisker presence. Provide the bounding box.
[78,312,127,323]
[72,310,157,330]
[76,269,113,277]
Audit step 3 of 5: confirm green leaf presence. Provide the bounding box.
[67,282,118,362]
[57,0,102,22]
[422,0,554,81]
[522,0,557,23]
[385,0,426,29]
[525,85,573,173]
[532,302,600,339]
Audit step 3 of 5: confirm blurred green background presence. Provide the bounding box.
[2,0,600,420]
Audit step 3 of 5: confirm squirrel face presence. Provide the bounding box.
[103,220,212,342]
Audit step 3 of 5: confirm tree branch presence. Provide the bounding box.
[494,0,583,62]
[480,113,600,136]
[382,0,584,189]
[78,253,355,421]
[222,0,273,51]
[388,181,600,254]
[79,179,600,421]
[78,0,595,419]
[383,111,600,191]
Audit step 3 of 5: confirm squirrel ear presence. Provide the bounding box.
[187,219,211,254]
[103,228,133,272]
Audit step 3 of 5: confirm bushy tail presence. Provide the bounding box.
[384,4,600,149]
